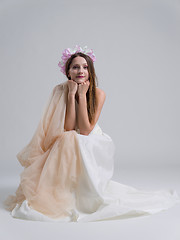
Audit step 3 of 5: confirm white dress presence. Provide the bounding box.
[6,81,180,222]
[10,123,179,222]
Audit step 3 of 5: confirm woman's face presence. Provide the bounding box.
[68,56,89,84]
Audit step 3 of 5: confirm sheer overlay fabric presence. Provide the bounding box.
[4,81,180,222]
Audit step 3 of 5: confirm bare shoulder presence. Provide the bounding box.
[96,87,106,99]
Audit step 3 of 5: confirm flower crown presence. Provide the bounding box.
[58,45,96,75]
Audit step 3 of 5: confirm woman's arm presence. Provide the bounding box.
[78,84,106,135]
[64,80,77,131]
[64,92,76,131]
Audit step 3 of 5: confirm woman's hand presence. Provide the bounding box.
[77,80,90,96]
[67,80,78,95]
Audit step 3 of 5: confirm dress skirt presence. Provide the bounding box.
[4,81,180,222]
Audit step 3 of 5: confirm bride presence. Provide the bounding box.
[4,45,179,222]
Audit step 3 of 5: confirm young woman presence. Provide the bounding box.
[4,45,179,222]
[63,51,106,135]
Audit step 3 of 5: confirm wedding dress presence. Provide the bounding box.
[4,81,179,222]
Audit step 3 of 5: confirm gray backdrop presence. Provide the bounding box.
[0,0,180,179]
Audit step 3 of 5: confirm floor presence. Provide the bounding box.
[0,165,180,240]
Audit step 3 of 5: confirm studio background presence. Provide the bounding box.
[1,1,180,240]
[0,0,179,181]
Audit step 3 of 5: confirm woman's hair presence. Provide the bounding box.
[65,52,98,124]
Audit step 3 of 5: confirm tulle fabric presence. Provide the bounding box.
[4,80,180,222]
[5,82,82,218]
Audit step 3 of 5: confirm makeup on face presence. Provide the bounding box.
[69,56,89,83]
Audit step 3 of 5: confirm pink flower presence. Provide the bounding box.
[58,45,96,75]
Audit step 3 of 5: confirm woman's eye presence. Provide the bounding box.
[72,66,88,69]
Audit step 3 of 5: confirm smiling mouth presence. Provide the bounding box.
[77,76,84,78]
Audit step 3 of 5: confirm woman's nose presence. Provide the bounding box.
[78,67,84,73]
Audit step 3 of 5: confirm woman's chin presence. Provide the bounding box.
[75,78,86,84]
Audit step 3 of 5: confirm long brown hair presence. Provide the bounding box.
[65,52,98,124]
